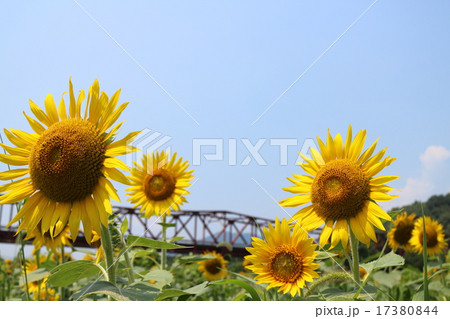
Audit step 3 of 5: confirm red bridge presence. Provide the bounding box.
[0,204,286,256]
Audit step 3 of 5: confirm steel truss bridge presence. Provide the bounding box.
[0,204,286,257]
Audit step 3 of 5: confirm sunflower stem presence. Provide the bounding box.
[119,238,135,284]
[60,244,66,300]
[161,214,167,270]
[101,223,116,285]
[349,227,361,286]
[421,206,429,301]
[18,230,30,301]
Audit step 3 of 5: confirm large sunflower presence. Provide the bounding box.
[245,218,319,297]
[197,250,228,281]
[0,79,140,243]
[387,212,416,252]
[410,217,447,256]
[126,151,194,217]
[280,125,398,249]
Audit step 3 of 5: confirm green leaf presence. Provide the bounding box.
[120,217,129,235]
[212,279,261,301]
[143,268,173,289]
[169,236,184,243]
[72,281,125,300]
[314,251,338,260]
[156,289,191,301]
[322,285,377,301]
[412,289,424,301]
[177,255,216,264]
[373,270,401,288]
[183,281,209,295]
[155,282,209,301]
[127,235,191,249]
[47,260,102,287]
[360,251,404,273]
[72,281,158,301]
[19,268,50,285]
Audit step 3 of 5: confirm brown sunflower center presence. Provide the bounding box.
[419,226,439,248]
[393,220,415,245]
[270,251,302,283]
[311,159,370,220]
[29,118,106,203]
[204,258,222,275]
[144,169,176,201]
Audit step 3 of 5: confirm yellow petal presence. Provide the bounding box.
[23,112,45,134]
[104,157,130,172]
[279,194,311,207]
[0,154,29,166]
[370,175,399,185]
[44,94,59,124]
[319,220,334,248]
[29,100,51,127]
[0,168,29,180]
[58,93,68,120]
[103,167,131,185]
[371,192,398,201]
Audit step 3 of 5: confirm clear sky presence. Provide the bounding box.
[1,0,450,226]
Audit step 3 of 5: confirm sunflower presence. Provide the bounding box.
[197,250,228,281]
[29,221,72,253]
[245,218,319,297]
[280,125,398,249]
[0,79,140,243]
[23,255,48,294]
[387,212,416,252]
[126,151,194,217]
[31,282,59,301]
[4,259,13,275]
[410,217,447,256]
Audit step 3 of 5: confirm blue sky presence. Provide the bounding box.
[1,0,450,227]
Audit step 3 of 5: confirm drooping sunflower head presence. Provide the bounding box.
[0,79,140,244]
[29,221,72,253]
[387,212,416,252]
[410,217,447,256]
[279,125,398,249]
[245,218,319,297]
[197,250,228,281]
[126,151,194,218]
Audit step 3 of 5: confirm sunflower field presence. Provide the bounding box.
[0,79,449,302]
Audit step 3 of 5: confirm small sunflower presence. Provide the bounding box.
[245,218,319,297]
[197,250,228,281]
[23,255,48,294]
[387,212,416,252]
[280,125,398,249]
[32,282,59,301]
[410,217,447,256]
[1,79,140,243]
[4,259,13,275]
[126,151,194,217]
[29,221,72,253]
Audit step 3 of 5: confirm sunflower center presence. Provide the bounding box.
[311,159,370,220]
[270,251,302,283]
[144,169,176,201]
[29,118,106,203]
[419,226,439,248]
[204,258,222,275]
[393,221,414,245]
